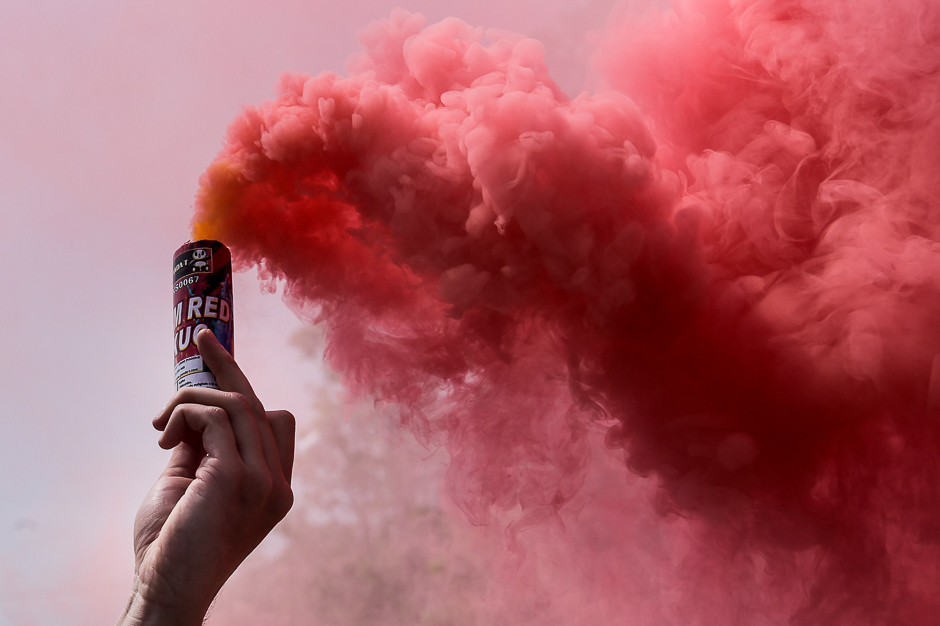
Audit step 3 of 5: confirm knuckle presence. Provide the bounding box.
[168,389,189,406]
[227,392,254,414]
[205,405,229,425]
[264,482,294,520]
[208,460,242,484]
[269,410,297,436]
[275,410,297,428]
[168,403,191,421]
[273,484,294,515]
[173,388,201,405]
[271,500,293,521]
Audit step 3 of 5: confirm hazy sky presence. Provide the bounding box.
[0,1,617,623]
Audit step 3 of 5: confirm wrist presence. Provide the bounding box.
[117,580,208,626]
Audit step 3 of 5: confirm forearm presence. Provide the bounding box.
[116,578,209,626]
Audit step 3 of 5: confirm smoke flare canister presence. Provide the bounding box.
[173,240,234,390]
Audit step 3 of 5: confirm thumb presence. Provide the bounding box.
[196,329,263,413]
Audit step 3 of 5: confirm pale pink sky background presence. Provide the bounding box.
[0,1,624,623]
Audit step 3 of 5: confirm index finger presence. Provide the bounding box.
[196,328,263,413]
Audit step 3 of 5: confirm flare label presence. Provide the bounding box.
[172,240,234,390]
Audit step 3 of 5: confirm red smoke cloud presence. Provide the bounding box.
[194,1,940,622]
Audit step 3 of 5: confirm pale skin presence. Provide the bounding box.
[117,329,296,626]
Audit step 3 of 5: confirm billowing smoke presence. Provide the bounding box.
[194,1,940,622]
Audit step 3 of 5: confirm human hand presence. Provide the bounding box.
[117,329,295,626]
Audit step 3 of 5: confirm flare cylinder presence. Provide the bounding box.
[172,240,234,390]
